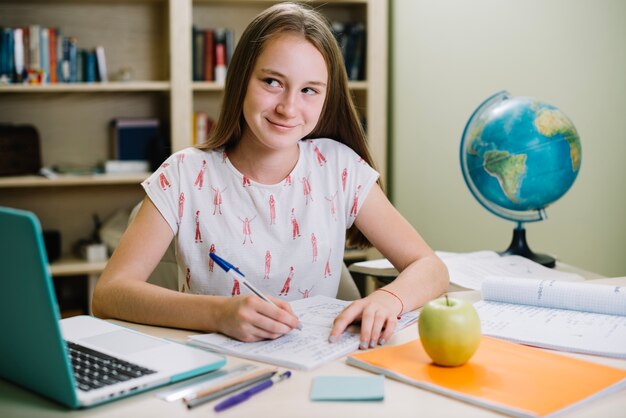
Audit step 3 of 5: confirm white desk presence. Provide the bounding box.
[1,278,625,418]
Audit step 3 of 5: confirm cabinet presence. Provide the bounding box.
[0,0,387,281]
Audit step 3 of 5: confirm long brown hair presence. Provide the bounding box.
[198,2,377,248]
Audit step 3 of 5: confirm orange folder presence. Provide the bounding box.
[347,336,626,417]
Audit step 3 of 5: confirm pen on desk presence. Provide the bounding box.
[210,252,303,330]
[185,369,276,410]
[213,371,292,412]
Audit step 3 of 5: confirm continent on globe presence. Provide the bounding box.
[483,150,527,203]
[534,108,581,171]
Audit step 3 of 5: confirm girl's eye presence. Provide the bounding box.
[302,87,318,95]
[264,78,281,87]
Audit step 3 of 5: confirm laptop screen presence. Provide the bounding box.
[0,207,79,407]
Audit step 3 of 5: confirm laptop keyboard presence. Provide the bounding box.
[66,341,156,392]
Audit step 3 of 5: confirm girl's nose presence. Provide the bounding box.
[276,92,297,118]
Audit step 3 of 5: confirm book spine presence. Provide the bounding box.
[95,45,107,82]
[48,28,57,83]
[13,28,24,83]
[192,26,205,81]
[213,29,227,84]
[40,28,49,83]
[21,27,29,76]
[68,36,77,82]
[84,49,97,82]
[61,36,70,82]
[203,29,214,81]
[55,29,63,82]
[29,25,40,72]
[0,27,14,83]
[76,48,85,82]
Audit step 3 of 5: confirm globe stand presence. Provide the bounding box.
[499,223,556,268]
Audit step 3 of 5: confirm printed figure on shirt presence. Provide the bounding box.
[341,168,347,192]
[311,233,318,262]
[324,249,332,278]
[264,250,272,279]
[279,266,295,296]
[208,244,216,272]
[211,186,227,215]
[350,185,362,217]
[242,175,251,187]
[194,160,207,190]
[194,210,202,243]
[290,208,301,239]
[325,192,337,221]
[232,279,240,296]
[269,194,276,225]
[178,192,185,224]
[312,141,327,166]
[299,285,314,298]
[239,215,257,244]
[283,174,292,187]
[300,173,313,205]
[159,172,171,190]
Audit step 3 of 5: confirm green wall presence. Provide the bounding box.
[390,0,626,277]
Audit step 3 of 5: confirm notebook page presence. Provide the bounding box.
[482,277,626,316]
[475,300,626,358]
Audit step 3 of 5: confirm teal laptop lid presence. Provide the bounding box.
[0,207,79,408]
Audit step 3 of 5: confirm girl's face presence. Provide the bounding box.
[241,32,328,153]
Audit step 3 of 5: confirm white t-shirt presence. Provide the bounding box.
[142,138,379,301]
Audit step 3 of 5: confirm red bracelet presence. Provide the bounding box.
[375,288,404,319]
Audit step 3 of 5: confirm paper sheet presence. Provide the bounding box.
[188,295,419,370]
[476,277,626,358]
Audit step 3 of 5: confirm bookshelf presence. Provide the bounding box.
[0,0,387,283]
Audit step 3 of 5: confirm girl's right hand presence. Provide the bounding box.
[216,295,300,342]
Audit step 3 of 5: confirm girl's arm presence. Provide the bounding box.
[329,184,449,348]
[92,197,300,342]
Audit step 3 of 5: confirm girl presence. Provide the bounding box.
[93,2,448,350]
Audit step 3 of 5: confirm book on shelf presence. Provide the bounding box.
[331,20,367,81]
[476,276,626,358]
[0,27,14,83]
[347,336,626,418]
[95,45,107,82]
[0,22,107,84]
[192,112,214,146]
[110,118,160,163]
[187,295,420,371]
[192,26,233,83]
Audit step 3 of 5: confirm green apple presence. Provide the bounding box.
[418,295,481,367]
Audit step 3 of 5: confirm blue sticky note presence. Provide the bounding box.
[310,375,384,401]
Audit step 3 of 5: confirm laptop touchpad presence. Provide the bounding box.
[81,329,167,355]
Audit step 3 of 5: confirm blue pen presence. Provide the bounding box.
[210,252,303,330]
[214,371,292,412]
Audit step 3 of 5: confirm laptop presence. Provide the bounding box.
[0,206,226,408]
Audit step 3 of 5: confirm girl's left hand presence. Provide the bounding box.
[328,290,401,349]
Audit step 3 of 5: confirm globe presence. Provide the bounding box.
[460,91,582,267]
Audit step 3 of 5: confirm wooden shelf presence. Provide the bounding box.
[0,81,170,93]
[0,173,149,188]
[0,173,150,189]
[50,257,108,277]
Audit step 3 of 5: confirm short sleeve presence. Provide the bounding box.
[141,152,183,235]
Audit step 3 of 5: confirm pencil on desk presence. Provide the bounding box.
[184,368,276,409]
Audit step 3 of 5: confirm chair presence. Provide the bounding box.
[128,202,361,300]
